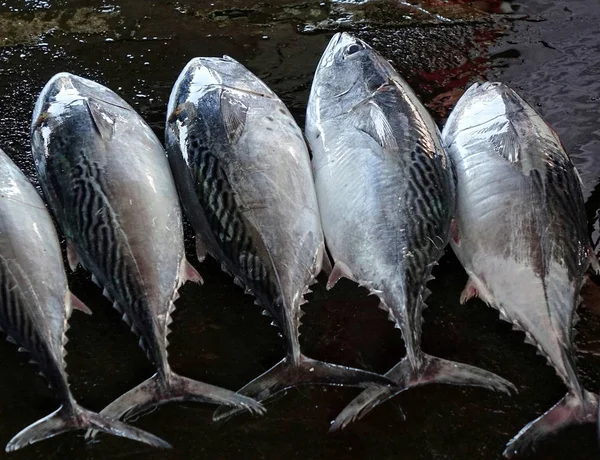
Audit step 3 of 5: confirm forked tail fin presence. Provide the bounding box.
[6,403,170,452]
[86,371,264,441]
[330,353,516,431]
[213,354,394,422]
[504,390,598,458]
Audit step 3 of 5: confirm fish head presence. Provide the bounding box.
[443,81,556,146]
[32,72,135,153]
[310,33,395,118]
[30,72,141,225]
[32,73,96,173]
[32,72,130,128]
[167,56,272,114]
[442,82,511,142]
[443,81,566,178]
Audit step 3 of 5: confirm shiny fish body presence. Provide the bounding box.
[0,150,70,404]
[306,33,515,430]
[166,56,390,419]
[166,56,322,341]
[0,148,168,451]
[442,82,598,457]
[31,73,262,432]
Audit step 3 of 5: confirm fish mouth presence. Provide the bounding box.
[465,81,511,101]
[172,56,270,103]
[45,72,80,98]
[184,58,225,94]
[33,72,130,128]
[442,81,526,147]
[41,73,108,104]
[32,72,85,123]
[318,32,368,69]
[315,32,344,71]
[314,32,370,99]
[479,81,501,92]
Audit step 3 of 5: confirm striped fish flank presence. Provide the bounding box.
[305,33,516,430]
[0,148,169,451]
[0,259,59,374]
[49,145,153,349]
[31,73,264,436]
[165,56,392,419]
[36,85,168,362]
[195,150,278,307]
[169,92,280,317]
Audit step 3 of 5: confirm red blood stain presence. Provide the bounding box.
[418,27,504,121]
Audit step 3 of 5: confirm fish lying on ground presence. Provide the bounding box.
[30,73,264,435]
[442,81,599,457]
[0,148,170,452]
[165,55,392,420]
[305,33,516,430]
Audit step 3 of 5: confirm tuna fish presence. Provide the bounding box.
[441,81,599,457]
[0,148,170,451]
[305,33,516,430]
[30,73,264,433]
[165,55,392,420]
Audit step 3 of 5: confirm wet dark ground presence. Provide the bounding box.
[0,0,599,459]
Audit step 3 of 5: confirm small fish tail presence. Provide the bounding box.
[330,353,516,431]
[213,354,393,422]
[504,389,598,458]
[6,403,170,452]
[86,371,264,441]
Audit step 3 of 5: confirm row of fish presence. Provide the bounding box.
[309,33,597,455]
[0,31,596,457]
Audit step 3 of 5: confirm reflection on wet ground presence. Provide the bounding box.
[0,1,598,459]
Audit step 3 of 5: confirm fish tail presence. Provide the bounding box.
[5,403,170,452]
[503,389,598,458]
[85,371,264,441]
[212,354,393,422]
[330,353,516,431]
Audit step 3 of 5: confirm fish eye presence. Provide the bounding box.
[345,43,362,56]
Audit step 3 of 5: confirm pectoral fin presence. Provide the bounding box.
[182,259,203,285]
[220,89,248,144]
[327,261,354,290]
[70,292,92,315]
[196,236,208,263]
[460,277,479,304]
[321,246,333,276]
[85,98,116,141]
[353,101,398,152]
[66,239,79,272]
